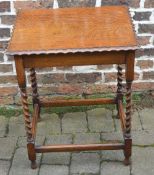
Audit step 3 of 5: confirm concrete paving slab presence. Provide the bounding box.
[9,147,41,175]
[131,147,154,175]
[37,113,61,135]
[0,137,17,160]
[73,133,101,144]
[62,112,87,133]
[139,108,154,130]
[39,165,69,175]
[8,116,25,137]
[0,160,10,175]
[0,116,8,137]
[132,130,154,146]
[42,134,72,165]
[87,108,114,132]
[102,150,124,162]
[101,161,130,175]
[101,131,123,142]
[70,152,100,174]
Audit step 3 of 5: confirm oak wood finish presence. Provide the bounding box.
[14,57,32,140]
[30,68,39,106]
[23,51,126,68]
[117,65,123,98]
[27,142,37,169]
[7,6,137,169]
[124,51,135,165]
[14,56,37,169]
[35,143,125,153]
[124,81,132,165]
[30,68,40,120]
[116,65,123,119]
[40,98,116,107]
[7,6,137,55]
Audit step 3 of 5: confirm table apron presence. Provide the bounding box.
[22,51,126,68]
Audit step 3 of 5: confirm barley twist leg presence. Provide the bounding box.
[124,81,132,165]
[116,65,123,118]
[20,89,32,139]
[20,88,37,169]
[30,68,40,120]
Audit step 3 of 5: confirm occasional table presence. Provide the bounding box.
[7,6,138,169]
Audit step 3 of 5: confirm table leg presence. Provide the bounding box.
[124,81,132,165]
[14,57,37,169]
[116,65,123,118]
[124,51,135,165]
[21,88,37,169]
[30,68,40,120]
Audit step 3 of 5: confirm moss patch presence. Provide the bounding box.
[0,92,152,118]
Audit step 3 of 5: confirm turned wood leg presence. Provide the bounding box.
[20,88,37,169]
[30,68,41,120]
[123,51,135,165]
[15,57,37,169]
[116,65,123,119]
[124,81,132,165]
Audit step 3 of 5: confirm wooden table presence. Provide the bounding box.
[7,6,138,169]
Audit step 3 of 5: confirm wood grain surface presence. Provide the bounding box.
[7,6,137,55]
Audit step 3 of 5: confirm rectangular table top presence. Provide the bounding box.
[7,6,138,55]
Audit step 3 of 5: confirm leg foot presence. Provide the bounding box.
[124,157,131,166]
[31,161,37,169]
[123,138,132,167]
[27,142,37,169]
